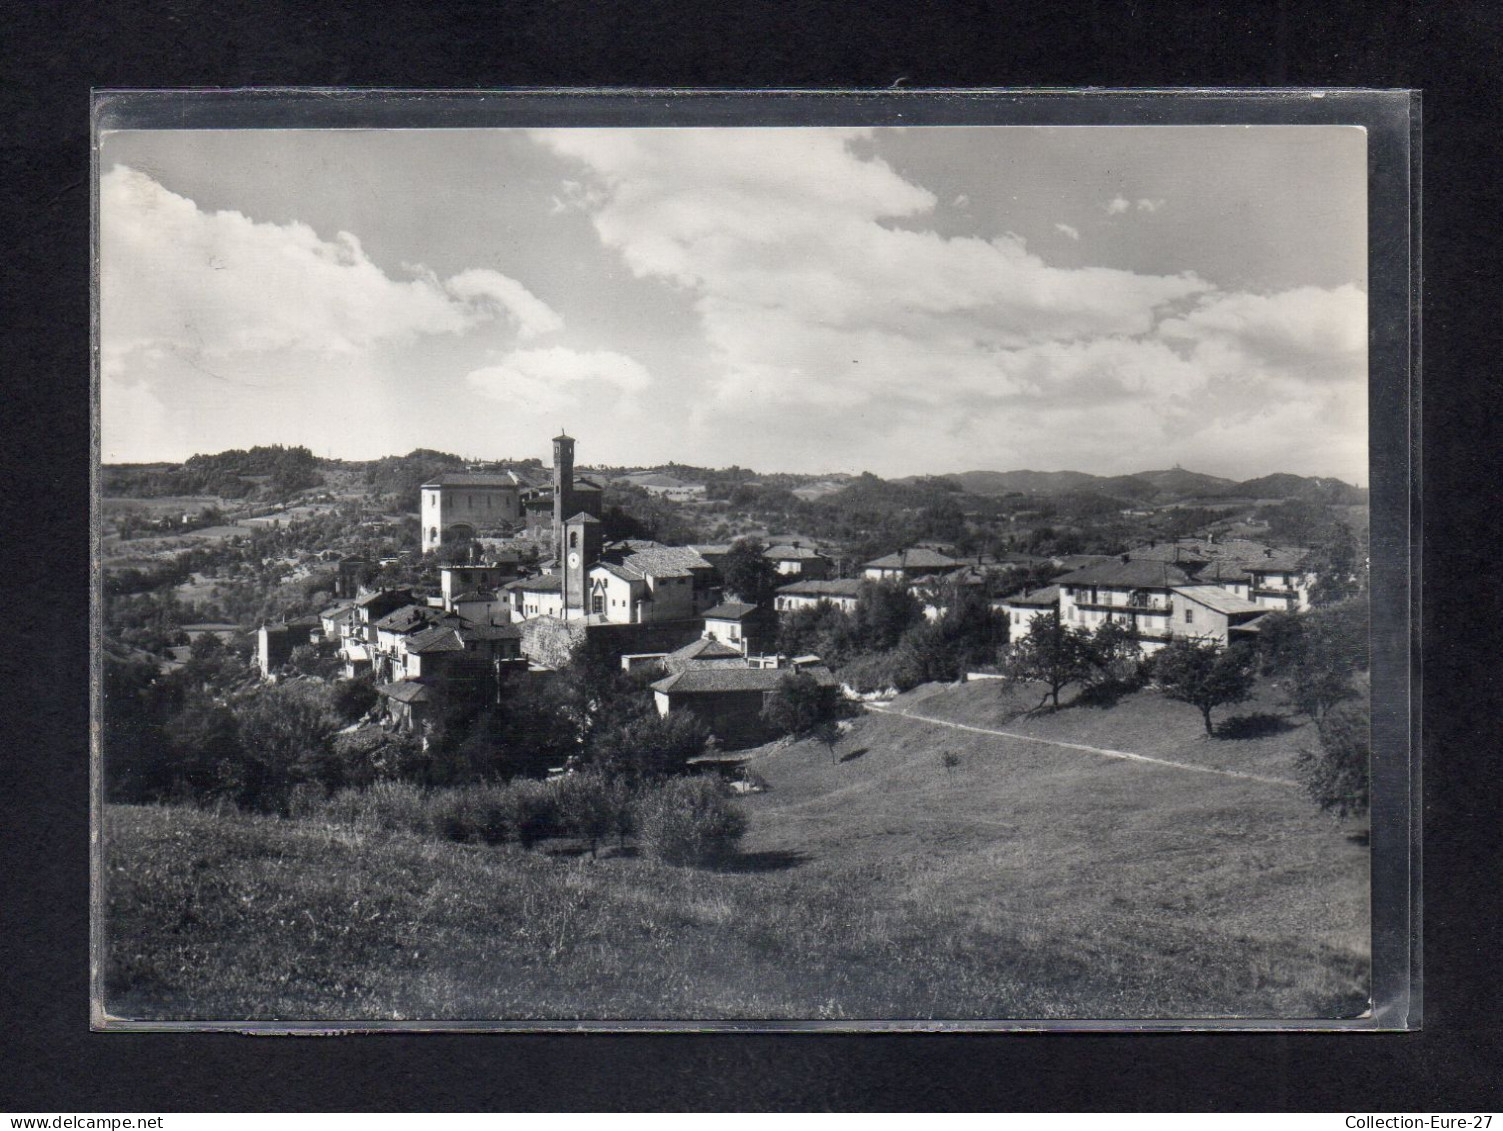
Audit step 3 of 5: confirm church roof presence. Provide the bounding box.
[701,602,763,621]
[566,511,601,524]
[421,472,521,489]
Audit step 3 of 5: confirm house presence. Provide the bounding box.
[774,577,864,614]
[446,587,509,625]
[375,680,435,736]
[440,564,517,606]
[650,664,838,748]
[862,548,962,582]
[1167,585,1270,646]
[255,616,320,677]
[700,601,778,654]
[764,542,831,579]
[1054,557,1195,651]
[995,585,1061,634]
[504,573,565,620]
[318,603,358,645]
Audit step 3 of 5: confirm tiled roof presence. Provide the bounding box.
[405,626,467,654]
[1003,585,1061,608]
[765,544,825,560]
[459,622,523,642]
[1171,585,1267,616]
[373,604,447,632]
[666,637,746,662]
[778,578,865,598]
[652,665,836,695]
[504,574,563,592]
[356,588,413,609]
[318,604,356,620]
[565,511,601,524]
[1055,559,1195,589]
[600,542,711,579]
[448,588,498,603]
[377,681,434,703]
[702,601,762,621]
[594,561,643,584]
[421,472,522,488]
[864,549,961,570]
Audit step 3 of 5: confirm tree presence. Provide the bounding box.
[1154,639,1257,736]
[1260,600,1367,720]
[812,718,843,764]
[761,670,840,737]
[720,537,781,607]
[1084,619,1140,685]
[554,770,619,858]
[1002,612,1095,710]
[330,678,379,724]
[1295,699,1369,819]
[233,682,343,809]
[590,709,711,781]
[852,580,926,652]
[633,776,747,867]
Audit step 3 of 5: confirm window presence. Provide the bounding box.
[1185,606,1195,624]
[569,531,578,549]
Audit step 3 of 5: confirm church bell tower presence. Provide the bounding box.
[552,431,575,563]
[563,512,602,615]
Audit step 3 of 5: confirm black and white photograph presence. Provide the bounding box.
[94,99,1389,1027]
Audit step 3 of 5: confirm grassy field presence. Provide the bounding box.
[101,680,1369,1023]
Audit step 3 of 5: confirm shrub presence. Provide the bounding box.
[319,779,435,837]
[552,771,621,857]
[1295,699,1370,819]
[634,775,747,867]
[499,778,563,850]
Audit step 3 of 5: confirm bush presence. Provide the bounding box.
[761,670,840,736]
[837,650,917,695]
[634,775,747,867]
[317,779,435,837]
[1295,699,1370,819]
[498,778,564,850]
[552,771,622,857]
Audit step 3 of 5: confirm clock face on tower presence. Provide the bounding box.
[567,552,580,569]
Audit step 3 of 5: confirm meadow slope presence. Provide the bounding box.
[103,680,1369,1022]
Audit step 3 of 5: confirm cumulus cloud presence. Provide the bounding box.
[531,128,1366,479]
[100,165,561,380]
[466,347,652,416]
[1136,198,1166,213]
[1054,222,1080,241]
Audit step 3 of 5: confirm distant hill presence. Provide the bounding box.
[936,467,1363,506]
[1134,468,1237,496]
[947,469,1100,496]
[1219,474,1368,505]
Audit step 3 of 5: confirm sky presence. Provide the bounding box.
[98,125,1369,482]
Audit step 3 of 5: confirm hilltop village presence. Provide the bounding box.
[206,431,1343,752]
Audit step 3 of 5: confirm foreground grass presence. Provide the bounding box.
[103,681,1368,1022]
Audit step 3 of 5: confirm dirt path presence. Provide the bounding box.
[864,703,1300,788]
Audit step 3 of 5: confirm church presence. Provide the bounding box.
[419,431,603,554]
[496,433,721,627]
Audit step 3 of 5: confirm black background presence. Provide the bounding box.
[3,0,1499,1112]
